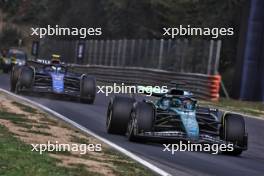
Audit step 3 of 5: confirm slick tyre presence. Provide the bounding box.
[127,102,154,142]
[106,96,135,135]
[14,66,33,93]
[19,66,34,88]
[80,76,96,104]
[10,66,21,92]
[221,113,246,156]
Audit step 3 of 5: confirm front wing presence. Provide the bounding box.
[135,130,248,150]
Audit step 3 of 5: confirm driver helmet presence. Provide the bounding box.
[161,98,171,108]
[183,100,194,110]
[51,54,61,64]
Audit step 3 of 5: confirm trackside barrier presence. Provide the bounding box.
[27,61,221,101]
[208,75,221,101]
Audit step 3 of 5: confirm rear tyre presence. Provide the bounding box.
[106,96,135,135]
[80,76,96,104]
[221,113,247,156]
[127,102,154,142]
[10,66,21,92]
[13,66,33,94]
[19,66,34,88]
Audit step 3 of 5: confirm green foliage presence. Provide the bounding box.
[0,0,245,40]
[0,0,21,16]
[0,25,22,48]
[0,0,247,91]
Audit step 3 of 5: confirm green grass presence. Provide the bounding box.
[49,149,73,156]
[0,110,33,123]
[0,110,37,129]
[104,148,154,176]
[19,129,52,136]
[34,124,51,129]
[0,99,155,176]
[11,101,38,114]
[70,135,90,145]
[200,98,264,117]
[39,115,58,126]
[0,125,103,176]
[13,121,33,129]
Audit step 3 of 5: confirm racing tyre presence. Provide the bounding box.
[106,96,135,134]
[15,66,33,94]
[10,66,21,92]
[221,113,247,156]
[80,76,96,104]
[127,102,154,142]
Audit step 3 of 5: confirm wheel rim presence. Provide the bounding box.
[15,82,20,94]
[106,109,112,130]
[127,118,133,136]
[127,112,135,136]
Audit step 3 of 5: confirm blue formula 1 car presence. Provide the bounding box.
[10,62,96,104]
[106,88,248,155]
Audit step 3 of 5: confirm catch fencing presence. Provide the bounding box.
[38,39,221,75]
[32,38,222,100]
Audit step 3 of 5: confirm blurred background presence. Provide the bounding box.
[0,0,263,102]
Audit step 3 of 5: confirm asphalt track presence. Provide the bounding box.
[0,73,264,176]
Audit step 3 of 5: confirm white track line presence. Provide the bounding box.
[0,88,171,176]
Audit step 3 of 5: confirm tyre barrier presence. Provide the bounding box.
[27,61,221,101]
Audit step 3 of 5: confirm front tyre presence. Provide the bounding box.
[106,96,135,135]
[13,66,34,94]
[221,113,247,156]
[127,102,154,142]
[10,66,22,92]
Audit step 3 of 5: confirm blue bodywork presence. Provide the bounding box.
[21,64,84,98]
[51,73,64,93]
[41,65,67,94]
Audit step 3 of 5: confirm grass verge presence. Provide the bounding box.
[200,98,264,118]
[0,92,154,176]
[0,125,101,176]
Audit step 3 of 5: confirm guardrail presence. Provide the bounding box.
[27,60,221,101]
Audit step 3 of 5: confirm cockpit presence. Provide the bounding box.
[43,65,66,74]
[158,96,197,111]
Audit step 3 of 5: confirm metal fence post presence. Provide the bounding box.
[214,40,222,74]
[93,40,98,65]
[99,40,104,65]
[121,39,127,66]
[158,39,164,69]
[207,40,214,74]
[104,40,110,65]
[137,39,143,67]
[110,40,116,66]
[144,39,150,67]
[151,39,157,67]
[117,39,122,66]
[130,39,136,66]
[88,40,94,65]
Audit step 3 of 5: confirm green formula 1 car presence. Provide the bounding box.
[106,87,248,156]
